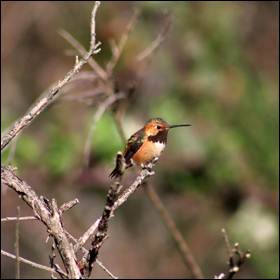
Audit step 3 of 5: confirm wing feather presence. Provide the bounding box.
[123,128,145,164]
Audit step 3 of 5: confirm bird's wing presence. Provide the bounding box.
[123,128,145,164]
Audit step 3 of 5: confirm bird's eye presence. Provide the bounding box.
[157,125,162,129]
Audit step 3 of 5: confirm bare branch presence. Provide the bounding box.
[83,93,126,167]
[106,9,140,76]
[15,206,20,279]
[90,1,100,51]
[108,92,203,278]
[59,29,108,80]
[2,216,37,222]
[1,166,81,278]
[2,214,118,279]
[65,230,118,279]
[214,229,251,279]
[74,160,156,253]
[144,184,204,279]
[96,259,118,279]
[221,228,232,258]
[49,241,67,279]
[1,1,101,151]
[59,198,79,214]
[112,111,203,278]
[1,250,67,277]
[136,13,172,62]
[79,181,122,277]
[74,218,101,253]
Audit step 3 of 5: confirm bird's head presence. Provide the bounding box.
[144,118,191,137]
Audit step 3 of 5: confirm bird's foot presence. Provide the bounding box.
[141,157,158,176]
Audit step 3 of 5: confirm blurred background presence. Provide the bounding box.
[1,1,279,279]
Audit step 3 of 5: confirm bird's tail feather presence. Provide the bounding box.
[109,152,125,179]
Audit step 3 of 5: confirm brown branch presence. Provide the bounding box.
[59,198,79,214]
[59,29,108,81]
[65,230,118,279]
[15,206,20,279]
[106,9,140,77]
[1,166,81,278]
[1,1,101,151]
[144,184,204,279]
[2,217,117,278]
[74,160,156,253]
[49,241,67,279]
[79,181,122,277]
[136,13,172,62]
[1,249,67,277]
[110,89,203,278]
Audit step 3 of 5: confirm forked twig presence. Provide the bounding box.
[214,229,251,279]
[1,250,67,277]
[1,1,101,152]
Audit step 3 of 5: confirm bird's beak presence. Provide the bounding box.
[169,124,192,129]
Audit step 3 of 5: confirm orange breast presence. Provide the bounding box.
[132,141,165,165]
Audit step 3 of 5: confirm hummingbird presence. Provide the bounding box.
[110,118,191,178]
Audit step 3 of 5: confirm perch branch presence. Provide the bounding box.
[79,181,122,277]
[74,161,156,253]
[1,1,101,151]
[111,96,203,278]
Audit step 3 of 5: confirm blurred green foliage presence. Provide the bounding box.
[1,1,278,279]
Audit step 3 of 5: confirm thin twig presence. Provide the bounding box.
[65,230,118,279]
[2,215,118,279]
[2,199,80,224]
[1,166,81,278]
[221,228,232,258]
[15,206,20,279]
[144,184,204,279]
[96,259,118,279]
[59,29,107,80]
[83,93,126,167]
[74,219,101,253]
[1,250,67,277]
[90,1,100,51]
[2,216,37,222]
[215,229,251,279]
[59,198,79,213]
[136,13,172,62]
[112,114,126,144]
[1,1,101,151]
[106,9,140,77]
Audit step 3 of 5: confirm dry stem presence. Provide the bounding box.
[1,1,101,152]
